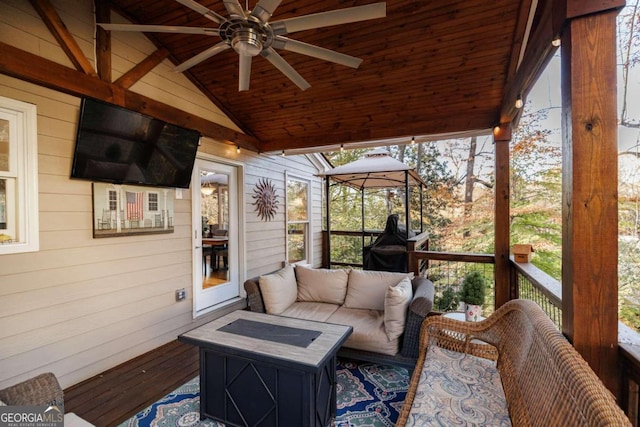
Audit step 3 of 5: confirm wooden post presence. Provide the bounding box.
[494,124,511,309]
[561,7,620,394]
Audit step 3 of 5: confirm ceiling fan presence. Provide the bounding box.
[98,0,386,91]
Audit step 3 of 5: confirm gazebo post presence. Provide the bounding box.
[419,183,424,233]
[405,170,410,238]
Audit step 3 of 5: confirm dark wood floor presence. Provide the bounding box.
[63,340,199,427]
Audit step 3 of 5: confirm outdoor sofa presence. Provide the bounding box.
[243,264,435,366]
[396,299,631,426]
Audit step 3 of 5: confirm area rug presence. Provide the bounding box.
[117,359,409,427]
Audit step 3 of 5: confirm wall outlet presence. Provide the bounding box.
[175,288,186,301]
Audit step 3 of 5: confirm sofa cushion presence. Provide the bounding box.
[295,266,349,305]
[280,302,340,322]
[258,264,297,315]
[384,277,413,341]
[344,269,412,311]
[403,341,511,426]
[327,307,399,355]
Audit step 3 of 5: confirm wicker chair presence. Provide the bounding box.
[0,373,63,407]
[0,373,94,426]
[396,299,632,426]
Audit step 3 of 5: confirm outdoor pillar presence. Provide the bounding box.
[493,124,511,309]
[325,177,331,269]
[560,5,621,394]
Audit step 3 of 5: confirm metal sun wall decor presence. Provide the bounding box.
[252,178,278,221]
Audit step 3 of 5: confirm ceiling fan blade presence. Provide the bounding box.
[273,36,363,69]
[261,47,310,91]
[223,0,246,18]
[173,41,230,73]
[97,23,219,36]
[239,54,252,91]
[270,2,386,35]
[175,0,226,24]
[250,0,283,23]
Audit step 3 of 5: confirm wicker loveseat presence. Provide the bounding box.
[243,265,435,366]
[397,299,631,426]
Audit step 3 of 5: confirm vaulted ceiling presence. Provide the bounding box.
[104,0,557,153]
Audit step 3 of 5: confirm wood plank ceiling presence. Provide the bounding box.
[106,0,536,153]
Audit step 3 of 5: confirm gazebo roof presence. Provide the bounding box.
[318,149,426,190]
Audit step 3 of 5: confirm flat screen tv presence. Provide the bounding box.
[71,98,201,188]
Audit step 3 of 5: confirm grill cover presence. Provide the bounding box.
[363,214,413,272]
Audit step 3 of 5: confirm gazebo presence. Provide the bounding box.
[318,148,428,269]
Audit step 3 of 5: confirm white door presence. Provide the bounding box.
[192,158,239,315]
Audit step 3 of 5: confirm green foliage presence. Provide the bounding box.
[435,286,459,311]
[459,271,487,306]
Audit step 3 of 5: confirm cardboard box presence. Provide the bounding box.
[512,244,534,263]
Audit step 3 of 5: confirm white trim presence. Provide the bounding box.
[0,96,39,255]
[191,155,246,318]
[285,172,312,264]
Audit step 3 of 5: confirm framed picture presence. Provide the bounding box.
[92,182,175,238]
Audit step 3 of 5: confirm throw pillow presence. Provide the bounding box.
[384,277,413,341]
[259,264,297,315]
[344,269,413,311]
[295,266,349,305]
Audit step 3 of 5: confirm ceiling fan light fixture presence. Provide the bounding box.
[232,28,263,56]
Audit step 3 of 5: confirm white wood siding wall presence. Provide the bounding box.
[0,1,325,389]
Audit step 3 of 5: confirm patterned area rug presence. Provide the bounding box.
[117,359,409,427]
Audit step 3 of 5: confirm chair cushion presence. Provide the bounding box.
[280,302,340,322]
[404,341,511,426]
[295,266,349,305]
[344,269,412,311]
[327,307,399,355]
[258,265,297,315]
[384,277,413,341]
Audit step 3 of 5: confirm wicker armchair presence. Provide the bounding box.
[0,372,64,407]
[397,299,632,426]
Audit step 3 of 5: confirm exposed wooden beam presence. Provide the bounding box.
[115,48,170,89]
[499,0,559,125]
[561,8,619,394]
[505,0,536,88]
[566,0,626,19]
[258,119,493,152]
[0,42,260,151]
[95,0,111,82]
[29,0,97,77]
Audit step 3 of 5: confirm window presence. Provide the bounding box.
[148,192,158,211]
[286,175,310,264]
[108,190,117,211]
[0,97,38,254]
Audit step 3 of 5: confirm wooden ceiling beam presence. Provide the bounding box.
[566,0,625,19]
[499,0,558,125]
[95,0,111,82]
[259,116,493,153]
[114,48,171,89]
[0,42,260,151]
[29,0,97,77]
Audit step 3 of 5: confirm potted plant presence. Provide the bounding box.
[459,271,487,321]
